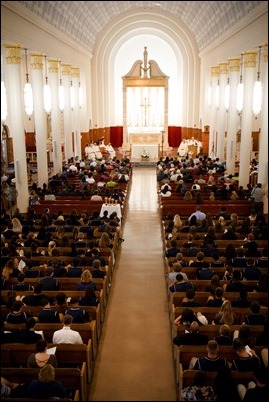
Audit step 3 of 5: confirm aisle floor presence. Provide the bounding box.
[88,166,177,401]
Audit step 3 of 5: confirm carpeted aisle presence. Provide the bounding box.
[88,166,177,401]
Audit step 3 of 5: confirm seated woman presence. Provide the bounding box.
[27,339,58,368]
[79,284,99,307]
[77,269,97,291]
[1,365,67,399]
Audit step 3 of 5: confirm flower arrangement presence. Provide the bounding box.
[141,149,149,159]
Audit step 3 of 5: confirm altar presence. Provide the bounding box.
[131,144,159,160]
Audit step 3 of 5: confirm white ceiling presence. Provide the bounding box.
[4,1,267,54]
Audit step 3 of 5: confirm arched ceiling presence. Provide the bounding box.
[2,1,267,54]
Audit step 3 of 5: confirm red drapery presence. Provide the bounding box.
[168,126,181,147]
[110,126,123,147]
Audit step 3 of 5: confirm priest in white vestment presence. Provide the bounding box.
[177,139,189,157]
[106,143,116,159]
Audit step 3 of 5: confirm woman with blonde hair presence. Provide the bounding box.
[77,269,97,291]
[184,190,193,201]
[173,214,183,230]
[209,192,215,201]
[97,232,113,249]
[229,213,239,230]
[2,259,20,280]
[11,217,23,234]
[230,190,239,201]
[26,364,67,398]
[213,300,237,325]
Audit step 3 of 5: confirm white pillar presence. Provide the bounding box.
[209,66,219,159]
[71,66,81,159]
[164,86,169,148]
[62,63,73,161]
[122,86,128,148]
[48,58,62,175]
[31,53,48,187]
[4,44,28,213]
[258,43,268,214]
[226,57,241,174]
[216,62,228,161]
[238,51,257,188]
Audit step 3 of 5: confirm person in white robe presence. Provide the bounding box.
[88,143,96,160]
[106,143,116,159]
[177,139,189,157]
[197,140,203,154]
[92,143,103,160]
[84,143,91,159]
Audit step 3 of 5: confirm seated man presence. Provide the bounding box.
[169,273,195,293]
[52,314,83,344]
[244,301,267,325]
[65,298,91,323]
[192,339,229,371]
[173,321,208,346]
[231,338,260,372]
[38,298,61,323]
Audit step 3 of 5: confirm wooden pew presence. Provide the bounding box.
[165,267,268,282]
[170,306,268,327]
[175,344,264,387]
[170,291,268,308]
[160,201,252,219]
[0,394,80,401]
[28,202,104,216]
[165,238,268,250]
[1,287,105,327]
[178,369,255,401]
[1,302,102,342]
[1,364,87,400]
[3,321,98,361]
[1,340,93,383]
[172,324,265,342]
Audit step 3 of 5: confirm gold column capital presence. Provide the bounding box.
[71,66,80,78]
[30,53,44,69]
[219,62,229,75]
[229,57,241,72]
[48,58,59,73]
[4,43,22,64]
[243,50,257,68]
[210,65,220,77]
[62,63,71,75]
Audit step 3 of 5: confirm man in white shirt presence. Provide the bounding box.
[52,314,83,344]
[188,206,206,223]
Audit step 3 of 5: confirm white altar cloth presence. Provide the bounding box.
[131,144,159,159]
[100,203,122,220]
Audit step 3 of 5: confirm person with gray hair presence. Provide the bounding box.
[52,314,83,344]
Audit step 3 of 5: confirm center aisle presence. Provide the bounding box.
[89,166,177,401]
